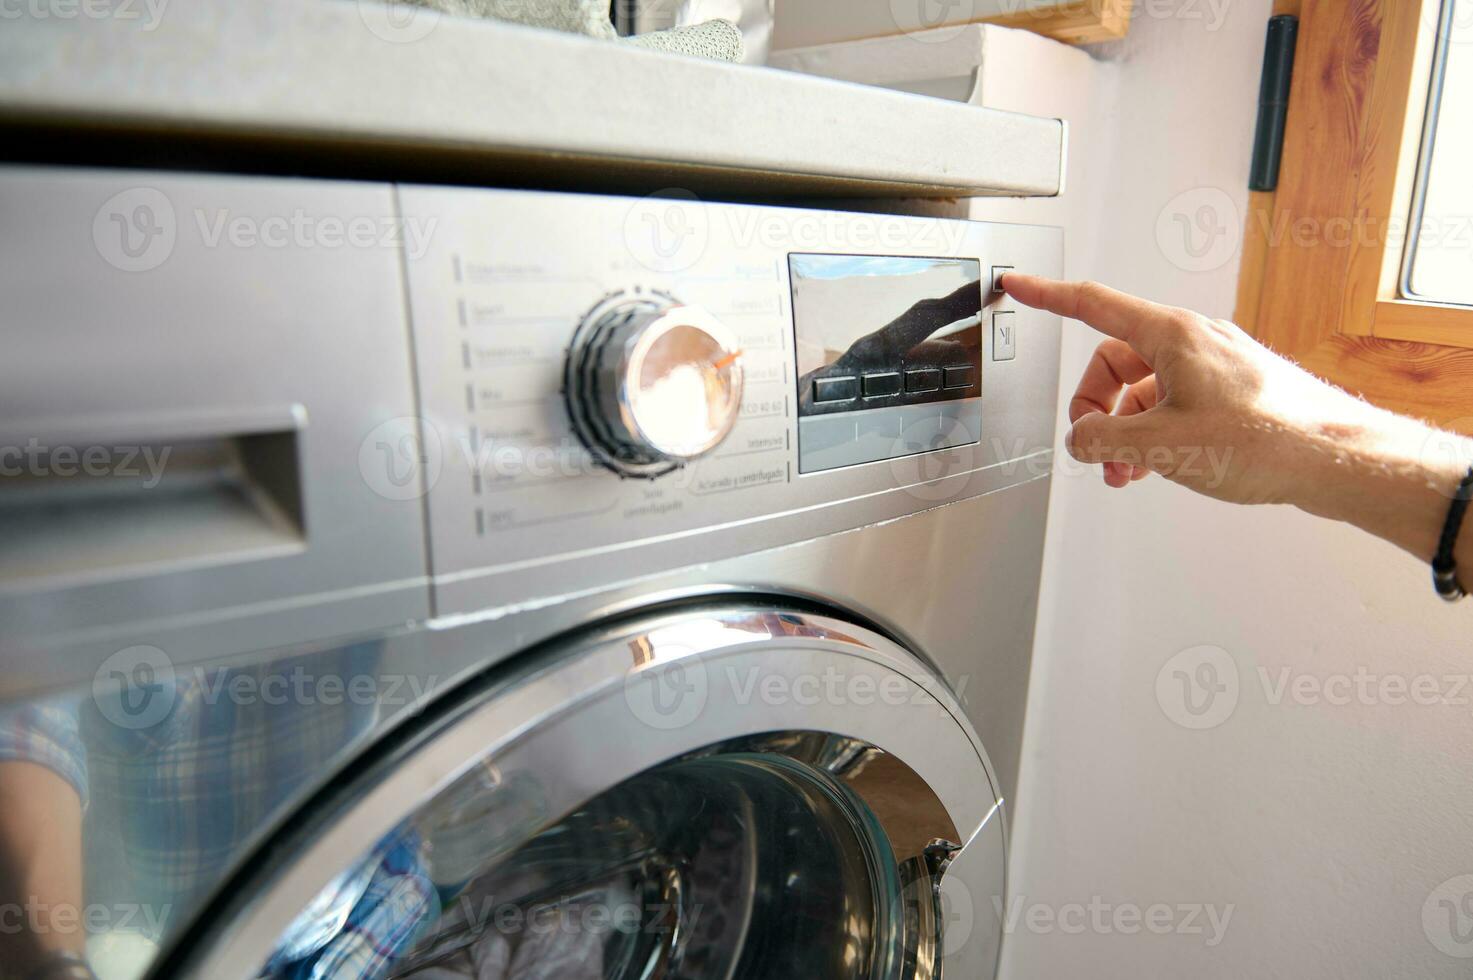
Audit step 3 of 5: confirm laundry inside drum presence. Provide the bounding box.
[260,753,903,980]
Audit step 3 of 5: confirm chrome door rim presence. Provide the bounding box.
[157,603,1005,980]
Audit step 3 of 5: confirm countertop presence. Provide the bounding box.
[0,0,1066,199]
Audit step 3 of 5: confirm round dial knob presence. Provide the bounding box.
[566,298,745,478]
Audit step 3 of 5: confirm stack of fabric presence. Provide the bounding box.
[404,0,746,61]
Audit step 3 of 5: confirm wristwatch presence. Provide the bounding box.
[1433,466,1473,602]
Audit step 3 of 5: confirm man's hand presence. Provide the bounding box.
[1003,272,1473,574]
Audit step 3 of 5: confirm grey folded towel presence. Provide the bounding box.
[402,0,744,61]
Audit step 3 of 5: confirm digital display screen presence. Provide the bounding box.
[789,254,984,474]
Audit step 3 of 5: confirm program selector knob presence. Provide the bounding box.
[565,298,745,478]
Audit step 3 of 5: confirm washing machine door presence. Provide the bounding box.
[153,604,1006,980]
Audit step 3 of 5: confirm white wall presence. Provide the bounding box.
[968,3,1473,977]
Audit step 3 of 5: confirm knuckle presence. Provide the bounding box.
[1068,396,1099,420]
[1161,310,1209,349]
[1065,422,1091,461]
[1077,280,1108,305]
[1166,309,1202,334]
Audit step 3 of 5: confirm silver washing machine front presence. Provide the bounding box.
[0,167,1061,980]
[154,605,1006,980]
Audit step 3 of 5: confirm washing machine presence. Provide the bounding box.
[0,167,1061,980]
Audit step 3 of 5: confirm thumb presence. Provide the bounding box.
[1066,410,1163,468]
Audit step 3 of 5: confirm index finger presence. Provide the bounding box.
[1000,273,1178,363]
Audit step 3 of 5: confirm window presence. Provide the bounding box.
[1405,0,1473,306]
[1236,0,1473,432]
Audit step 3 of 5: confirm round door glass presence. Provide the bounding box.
[258,747,902,980]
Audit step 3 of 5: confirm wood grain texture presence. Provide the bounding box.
[1338,0,1435,335]
[1233,0,1306,330]
[1234,189,1275,330]
[1298,335,1473,431]
[1252,0,1384,354]
[1374,300,1473,348]
[985,0,1133,45]
[1244,0,1473,421]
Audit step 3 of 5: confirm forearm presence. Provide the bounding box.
[1290,410,1473,575]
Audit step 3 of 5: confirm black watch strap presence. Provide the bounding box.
[1433,466,1473,602]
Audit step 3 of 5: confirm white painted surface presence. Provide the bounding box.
[768,24,991,104]
[961,5,1473,977]
[773,0,1082,49]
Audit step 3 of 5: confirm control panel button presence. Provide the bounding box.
[992,311,1017,362]
[990,265,1014,292]
[905,368,941,392]
[813,376,859,402]
[862,372,902,397]
[943,365,976,389]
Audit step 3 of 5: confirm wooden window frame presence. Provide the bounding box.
[1235,0,1473,432]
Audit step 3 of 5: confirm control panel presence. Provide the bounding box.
[790,253,983,474]
[0,169,1061,678]
[397,187,1063,615]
